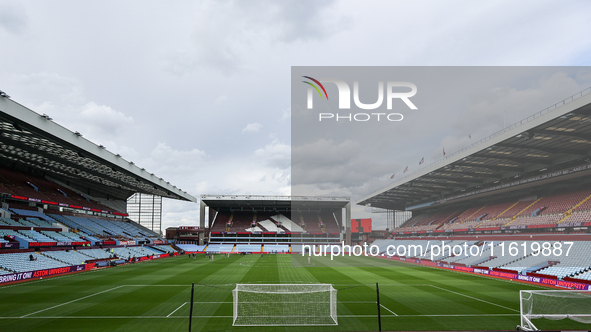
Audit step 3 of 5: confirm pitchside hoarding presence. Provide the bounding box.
[0,264,88,285]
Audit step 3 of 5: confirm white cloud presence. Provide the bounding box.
[242,122,263,133]
[254,138,291,169]
[79,102,134,135]
[161,0,346,75]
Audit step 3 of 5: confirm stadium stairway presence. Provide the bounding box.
[458,205,487,224]
[504,197,544,227]
[299,214,306,231]
[558,192,591,224]
[317,215,325,233]
[491,201,519,221]
[170,243,184,252]
[226,212,234,232]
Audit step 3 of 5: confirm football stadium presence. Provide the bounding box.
[2,83,591,332]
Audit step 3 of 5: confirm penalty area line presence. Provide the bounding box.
[0,313,521,320]
[19,285,125,318]
[167,302,187,317]
[379,303,397,316]
[340,313,519,318]
[429,285,519,313]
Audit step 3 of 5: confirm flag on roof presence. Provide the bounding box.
[390,173,395,179]
[403,166,408,173]
[443,147,446,156]
[419,157,424,165]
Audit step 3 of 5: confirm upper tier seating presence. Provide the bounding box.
[0,166,119,212]
[0,229,33,242]
[18,230,56,242]
[397,188,591,232]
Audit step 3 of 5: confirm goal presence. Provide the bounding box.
[520,290,591,331]
[232,284,338,326]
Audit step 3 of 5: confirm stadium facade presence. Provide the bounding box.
[200,194,351,246]
[0,93,195,281]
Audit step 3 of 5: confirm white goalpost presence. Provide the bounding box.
[520,290,591,331]
[232,284,338,326]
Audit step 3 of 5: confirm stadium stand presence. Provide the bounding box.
[235,244,261,252]
[263,244,290,253]
[0,252,70,273]
[43,213,159,240]
[396,188,591,233]
[79,249,113,260]
[0,166,120,213]
[176,244,206,252]
[372,238,591,280]
[18,230,56,242]
[42,250,91,265]
[152,245,177,254]
[0,229,33,242]
[9,208,56,221]
[112,246,162,259]
[205,244,234,252]
[0,217,23,226]
[271,214,305,232]
[210,209,338,235]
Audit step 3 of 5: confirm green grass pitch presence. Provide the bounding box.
[0,253,588,331]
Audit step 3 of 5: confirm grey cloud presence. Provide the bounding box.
[241,0,349,43]
[162,0,347,75]
[0,2,27,35]
[292,138,394,188]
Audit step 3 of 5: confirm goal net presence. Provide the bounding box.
[232,284,337,326]
[520,290,591,331]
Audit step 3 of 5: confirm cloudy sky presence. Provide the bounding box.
[1,0,591,230]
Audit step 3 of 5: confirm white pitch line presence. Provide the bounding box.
[340,301,379,303]
[167,302,187,317]
[339,313,519,318]
[380,303,398,316]
[0,313,521,319]
[123,285,192,287]
[20,285,125,318]
[429,285,519,313]
[1,316,233,319]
